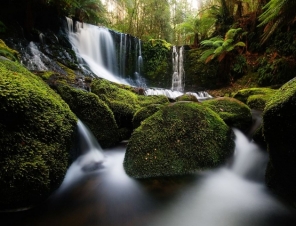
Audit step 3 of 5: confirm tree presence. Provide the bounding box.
[176,14,216,47]
[200,27,246,82]
[258,0,296,43]
[72,0,107,24]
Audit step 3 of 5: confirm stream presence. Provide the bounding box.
[1,125,296,226]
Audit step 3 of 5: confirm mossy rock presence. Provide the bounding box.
[55,84,121,148]
[202,97,252,133]
[176,94,199,102]
[0,59,77,209]
[246,94,274,111]
[132,104,164,129]
[124,102,235,178]
[231,87,276,104]
[0,39,19,62]
[252,124,266,148]
[137,95,169,107]
[91,78,169,134]
[263,78,296,206]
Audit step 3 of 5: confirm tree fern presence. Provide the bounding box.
[258,0,296,43]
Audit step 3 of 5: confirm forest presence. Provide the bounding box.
[1,0,296,225]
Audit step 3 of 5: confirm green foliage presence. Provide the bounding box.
[55,83,122,148]
[142,39,172,88]
[124,102,235,178]
[202,97,252,133]
[71,0,107,24]
[257,57,296,86]
[231,55,247,79]
[0,59,77,209]
[271,31,296,57]
[184,49,220,89]
[200,28,245,63]
[258,0,296,43]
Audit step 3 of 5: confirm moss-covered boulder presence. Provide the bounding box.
[0,59,77,210]
[55,84,121,148]
[246,93,274,111]
[91,78,169,137]
[176,94,199,102]
[202,97,252,133]
[124,102,235,178]
[231,87,276,104]
[132,104,164,129]
[263,78,296,206]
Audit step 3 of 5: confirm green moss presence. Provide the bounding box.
[176,94,199,102]
[202,97,252,133]
[55,83,121,148]
[124,102,235,178]
[232,87,276,103]
[91,78,169,135]
[263,78,296,206]
[132,104,164,129]
[0,59,77,209]
[246,94,274,111]
[0,39,19,61]
[142,39,172,88]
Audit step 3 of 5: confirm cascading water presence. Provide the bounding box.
[3,127,296,225]
[61,120,105,188]
[171,46,185,92]
[66,18,128,84]
[133,39,145,87]
[119,33,127,78]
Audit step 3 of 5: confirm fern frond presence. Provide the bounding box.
[200,49,215,62]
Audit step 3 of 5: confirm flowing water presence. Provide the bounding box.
[171,46,185,92]
[1,123,295,226]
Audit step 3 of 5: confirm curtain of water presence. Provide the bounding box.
[171,46,185,92]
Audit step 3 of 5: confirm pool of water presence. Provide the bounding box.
[1,130,296,226]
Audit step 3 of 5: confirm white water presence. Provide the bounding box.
[66,19,129,84]
[171,46,185,92]
[22,42,49,71]
[6,128,295,225]
[145,88,212,100]
[60,120,104,188]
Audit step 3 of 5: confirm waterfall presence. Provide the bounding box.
[66,18,128,84]
[133,39,146,87]
[231,128,268,181]
[119,33,127,78]
[171,46,185,92]
[22,42,49,71]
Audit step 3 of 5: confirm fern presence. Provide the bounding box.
[258,0,296,43]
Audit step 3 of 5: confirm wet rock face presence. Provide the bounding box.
[124,102,235,178]
[263,78,296,207]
